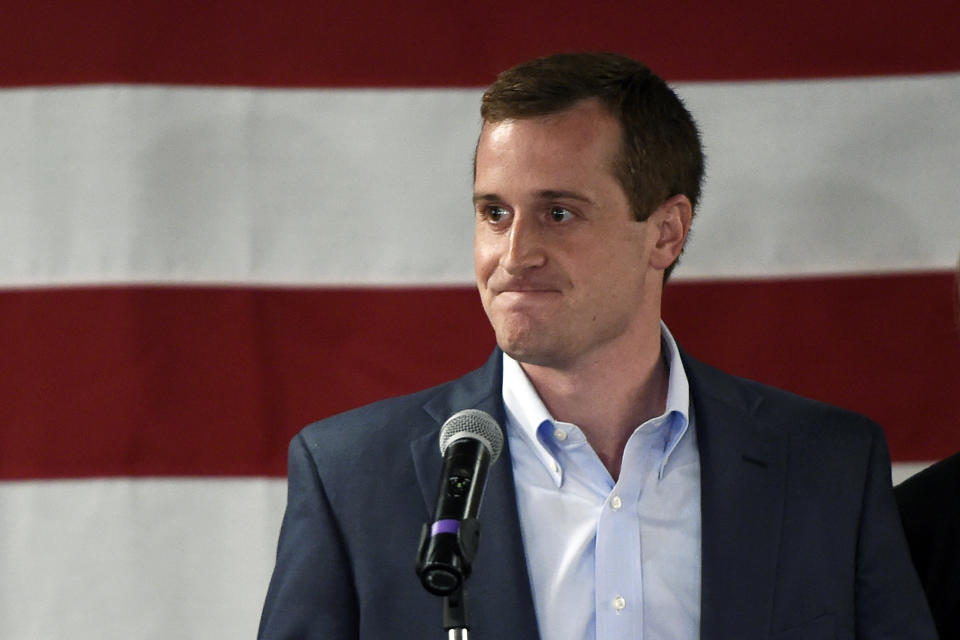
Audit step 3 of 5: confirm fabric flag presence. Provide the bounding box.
[1,2,959,638]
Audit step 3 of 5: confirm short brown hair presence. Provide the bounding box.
[480,52,704,279]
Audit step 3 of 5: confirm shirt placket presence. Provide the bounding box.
[594,423,665,640]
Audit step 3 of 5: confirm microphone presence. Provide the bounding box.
[416,409,504,596]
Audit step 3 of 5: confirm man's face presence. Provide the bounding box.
[473,99,659,370]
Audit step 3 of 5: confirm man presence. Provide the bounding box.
[895,263,960,638]
[259,53,936,639]
[896,450,960,638]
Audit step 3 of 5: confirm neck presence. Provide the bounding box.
[519,322,668,481]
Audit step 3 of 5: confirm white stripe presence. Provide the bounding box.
[890,461,934,485]
[0,478,285,640]
[1,75,958,287]
[678,73,960,279]
[0,86,482,287]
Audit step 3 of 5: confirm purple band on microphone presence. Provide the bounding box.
[431,519,460,536]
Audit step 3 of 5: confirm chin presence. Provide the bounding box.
[496,333,566,368]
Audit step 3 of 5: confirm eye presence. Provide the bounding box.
[549,206,574,222]
[483,205,510,224]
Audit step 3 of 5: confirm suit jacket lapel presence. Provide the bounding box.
[410,350,541,639]
[684,353,788,640]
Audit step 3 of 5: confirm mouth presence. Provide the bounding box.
[492,288,562,306]
[489,278,561,294]
[492,282,561,295]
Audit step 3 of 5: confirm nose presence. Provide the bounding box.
[501,212,546,274]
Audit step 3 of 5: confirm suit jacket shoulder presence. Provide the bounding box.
[297,349,503,470]
[684,350,880,439]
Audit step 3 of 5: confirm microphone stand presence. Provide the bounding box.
[443,585,470,640]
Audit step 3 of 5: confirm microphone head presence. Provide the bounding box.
[439,409,504,463]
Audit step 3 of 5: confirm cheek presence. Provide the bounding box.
[473,235,499,281]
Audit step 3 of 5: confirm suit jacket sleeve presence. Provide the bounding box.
[258,433,359,639]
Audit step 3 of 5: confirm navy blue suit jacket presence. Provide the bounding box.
[259,349,936,639]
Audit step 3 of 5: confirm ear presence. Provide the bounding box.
[647,194,692,271]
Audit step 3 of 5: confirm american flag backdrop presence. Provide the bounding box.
[1,1,959,638]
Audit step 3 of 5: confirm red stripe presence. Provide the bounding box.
[0,286,494,479]
[2,273,957,479]
[3,1,959,87]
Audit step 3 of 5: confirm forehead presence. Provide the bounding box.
[475,99,623,186]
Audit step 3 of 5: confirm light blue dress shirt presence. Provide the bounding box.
[502,322,700,640]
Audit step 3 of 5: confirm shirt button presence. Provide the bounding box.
[611,495,622,510]
[613,596,626,612]
[554,428,567,442]
[550,460,559,474]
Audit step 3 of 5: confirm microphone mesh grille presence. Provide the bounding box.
[438,409,504,463]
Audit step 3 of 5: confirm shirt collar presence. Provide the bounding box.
[658,321,691,479]
[502,321,691,486]
[502,351,562,485]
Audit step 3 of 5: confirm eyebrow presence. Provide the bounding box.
[472,189,595,205]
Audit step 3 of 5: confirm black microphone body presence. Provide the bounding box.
[416,409,504,596]
[434,437,491,521]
